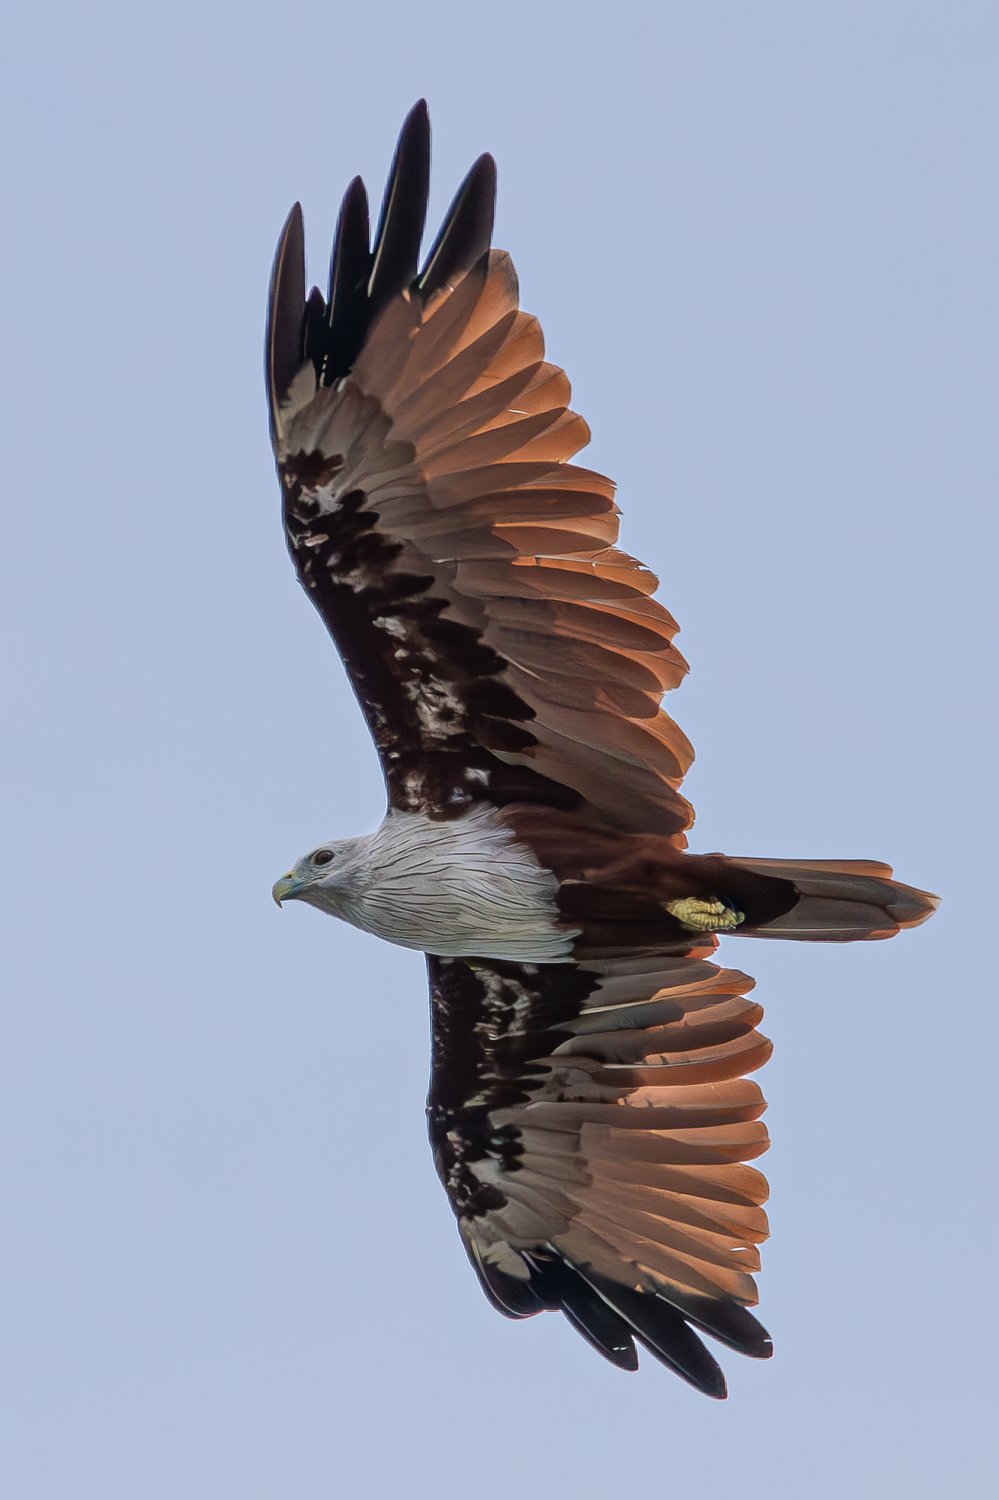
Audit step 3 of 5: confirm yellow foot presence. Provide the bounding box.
[665,896,745,933]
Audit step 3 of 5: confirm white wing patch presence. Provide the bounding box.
[402,674,466,739]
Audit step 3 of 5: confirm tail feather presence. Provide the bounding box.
[729,857,939,941]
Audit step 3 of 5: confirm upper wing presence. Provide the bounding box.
[427,946,773,1395]
[267,102,693,840]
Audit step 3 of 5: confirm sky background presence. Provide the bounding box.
[2,2,996,1496]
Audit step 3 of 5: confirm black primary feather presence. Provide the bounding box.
[268,103,498,401]
[418,152,497,295]
[302,286,328,377]
[265,203,305,432]
[324,176,371,383]
[582,1273,729,1398]
[366,98,431,320]
[524,1255,639,1372]
[666,1286,774,1360]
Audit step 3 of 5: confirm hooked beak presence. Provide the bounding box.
[272,872,305,907]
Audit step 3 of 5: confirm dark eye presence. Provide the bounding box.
[312,848,335,868]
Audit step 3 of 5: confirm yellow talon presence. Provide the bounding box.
[666,896,745,933]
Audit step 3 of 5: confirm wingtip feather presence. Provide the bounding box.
[266,201,306,441]
[368,99,432,313]
[418,152,497,296]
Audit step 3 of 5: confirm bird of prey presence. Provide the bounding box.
[267,101,936,1396]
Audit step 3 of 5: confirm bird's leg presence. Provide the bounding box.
[665,895,745,933]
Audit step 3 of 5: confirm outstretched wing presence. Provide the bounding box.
[267,101,693,840]
[427,946,774,1395]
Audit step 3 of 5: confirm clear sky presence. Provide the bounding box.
[2,3,996,1496]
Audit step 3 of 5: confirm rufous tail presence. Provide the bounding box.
[728,857,938,941]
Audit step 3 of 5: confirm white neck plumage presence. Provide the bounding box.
[304,804,577,963]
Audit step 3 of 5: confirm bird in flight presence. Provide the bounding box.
[267,101,936,1396]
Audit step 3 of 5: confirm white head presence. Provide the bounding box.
[271,838,367,919]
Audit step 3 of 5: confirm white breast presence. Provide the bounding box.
[336,805,577,962]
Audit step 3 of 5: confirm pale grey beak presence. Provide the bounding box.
[272,872,305,907]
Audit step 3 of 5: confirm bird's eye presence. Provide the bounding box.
[312,848,335,868]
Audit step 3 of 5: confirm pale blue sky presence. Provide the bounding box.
[2,3,996,1497]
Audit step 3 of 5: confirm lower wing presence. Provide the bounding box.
[426,945,773,1396]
